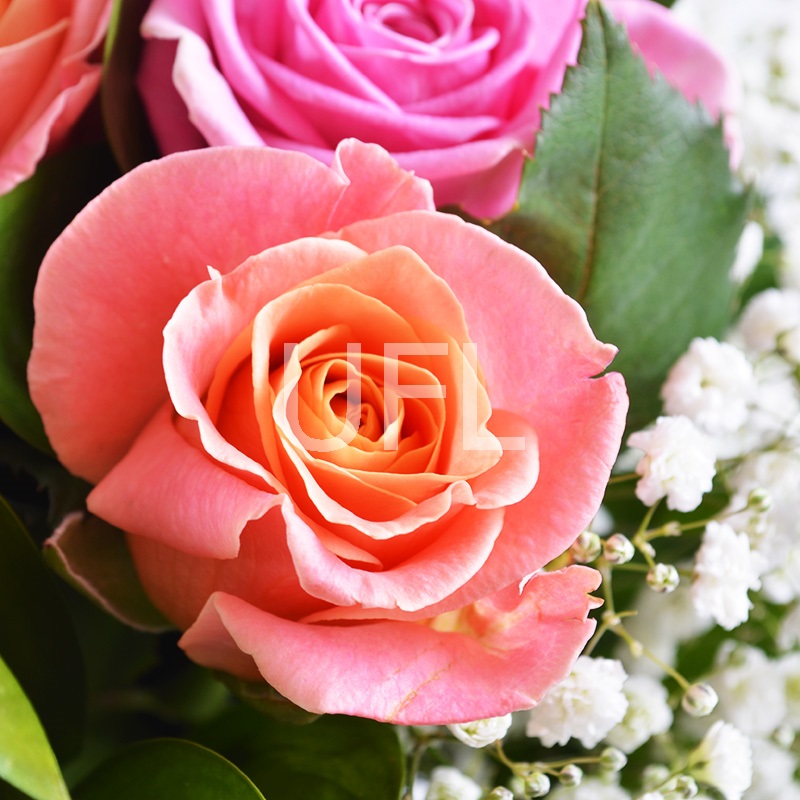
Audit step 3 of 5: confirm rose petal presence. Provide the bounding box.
[281,502,505,610]
[178,566,601,723]
[88,403,278,559]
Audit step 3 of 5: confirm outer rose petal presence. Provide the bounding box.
[0,0,112,194]
[178,566,602,724]
[29,142,432,483]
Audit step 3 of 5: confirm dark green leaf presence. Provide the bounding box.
[0,497,85,760]
[215,673,320,725]
[197,709,405,800]
[491,1,749,430]
[0,654,70,800]
[0,147,119,450]
[43,513,171,633]
[102,0,160,172]
[73,739,265,800]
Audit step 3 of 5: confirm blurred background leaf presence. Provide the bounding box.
[195,708,405,800]
[102,0,159,172]
[0,498,85,761]
[0,655,70,800]
[0,148,119,452]
[73,739,264,800]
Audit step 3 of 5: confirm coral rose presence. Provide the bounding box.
[135,0,737,219]
[0,0,112,194]
[29,140,628,723]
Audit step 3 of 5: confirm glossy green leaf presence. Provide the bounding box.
[0,654,70,800]
[43,513,171,633]
[197,709,404,800]
[73,739,265,800]
[0,147,119,450]
[0,497,85,760]
[491,1,749,430]
[102,0,160,172]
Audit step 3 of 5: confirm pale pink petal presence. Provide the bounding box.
[327,139,434,228]
[179,566,601,723]
[281,503,505,610]
[88,403,278,559]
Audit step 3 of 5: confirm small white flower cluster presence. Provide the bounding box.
[625,284,800,630]
[526,656,629,749]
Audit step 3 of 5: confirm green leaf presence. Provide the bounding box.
[73,740,265,800]
[490,1,749,430]
[0,654,70,800]
[102,0,160,172]
[43,513,172,633]
[0,498,85,760]
[197,709,405,800]
[0,147,119,450]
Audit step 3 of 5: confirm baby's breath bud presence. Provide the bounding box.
[647,563,680,593]
[599,746,627,773]
[747,487,772,513]
[571,530,602,563]
[681,683,718,717]
[661,521,682,537]
[558,764,583,787]
[447,714,512,748]
[522,771,550,798]
[604,533,635,565]
[485,789,514,800]
[642,764,671,790]
[669,774,698,798]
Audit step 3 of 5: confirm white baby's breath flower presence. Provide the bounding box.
[710,644,787,738]
[725,450,800,603]
[661,337,756,436]
[446,714,512,748]
[691,521,765,630]
[425,767,482,800]
[733,287,800,357]
[778,603,800,651]
[627,416,717,512]
[778,652,800,730]
[526,657,628,748]
[605,675,673,753]
[688,721,752,800]
[730,220,765,283]
[747,737,800,800]
[547,777,631,800]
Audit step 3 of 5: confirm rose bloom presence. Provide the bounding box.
[29,141,627,723]
[135,0,736,218]
[0,0,111,194]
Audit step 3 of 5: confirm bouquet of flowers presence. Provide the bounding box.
[1,0,798,798]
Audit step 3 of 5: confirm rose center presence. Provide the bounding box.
[360,0,444,43]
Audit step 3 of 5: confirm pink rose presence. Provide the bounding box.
[30,140,627,723]
[0,0,112,194]
[135,0,736,219]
